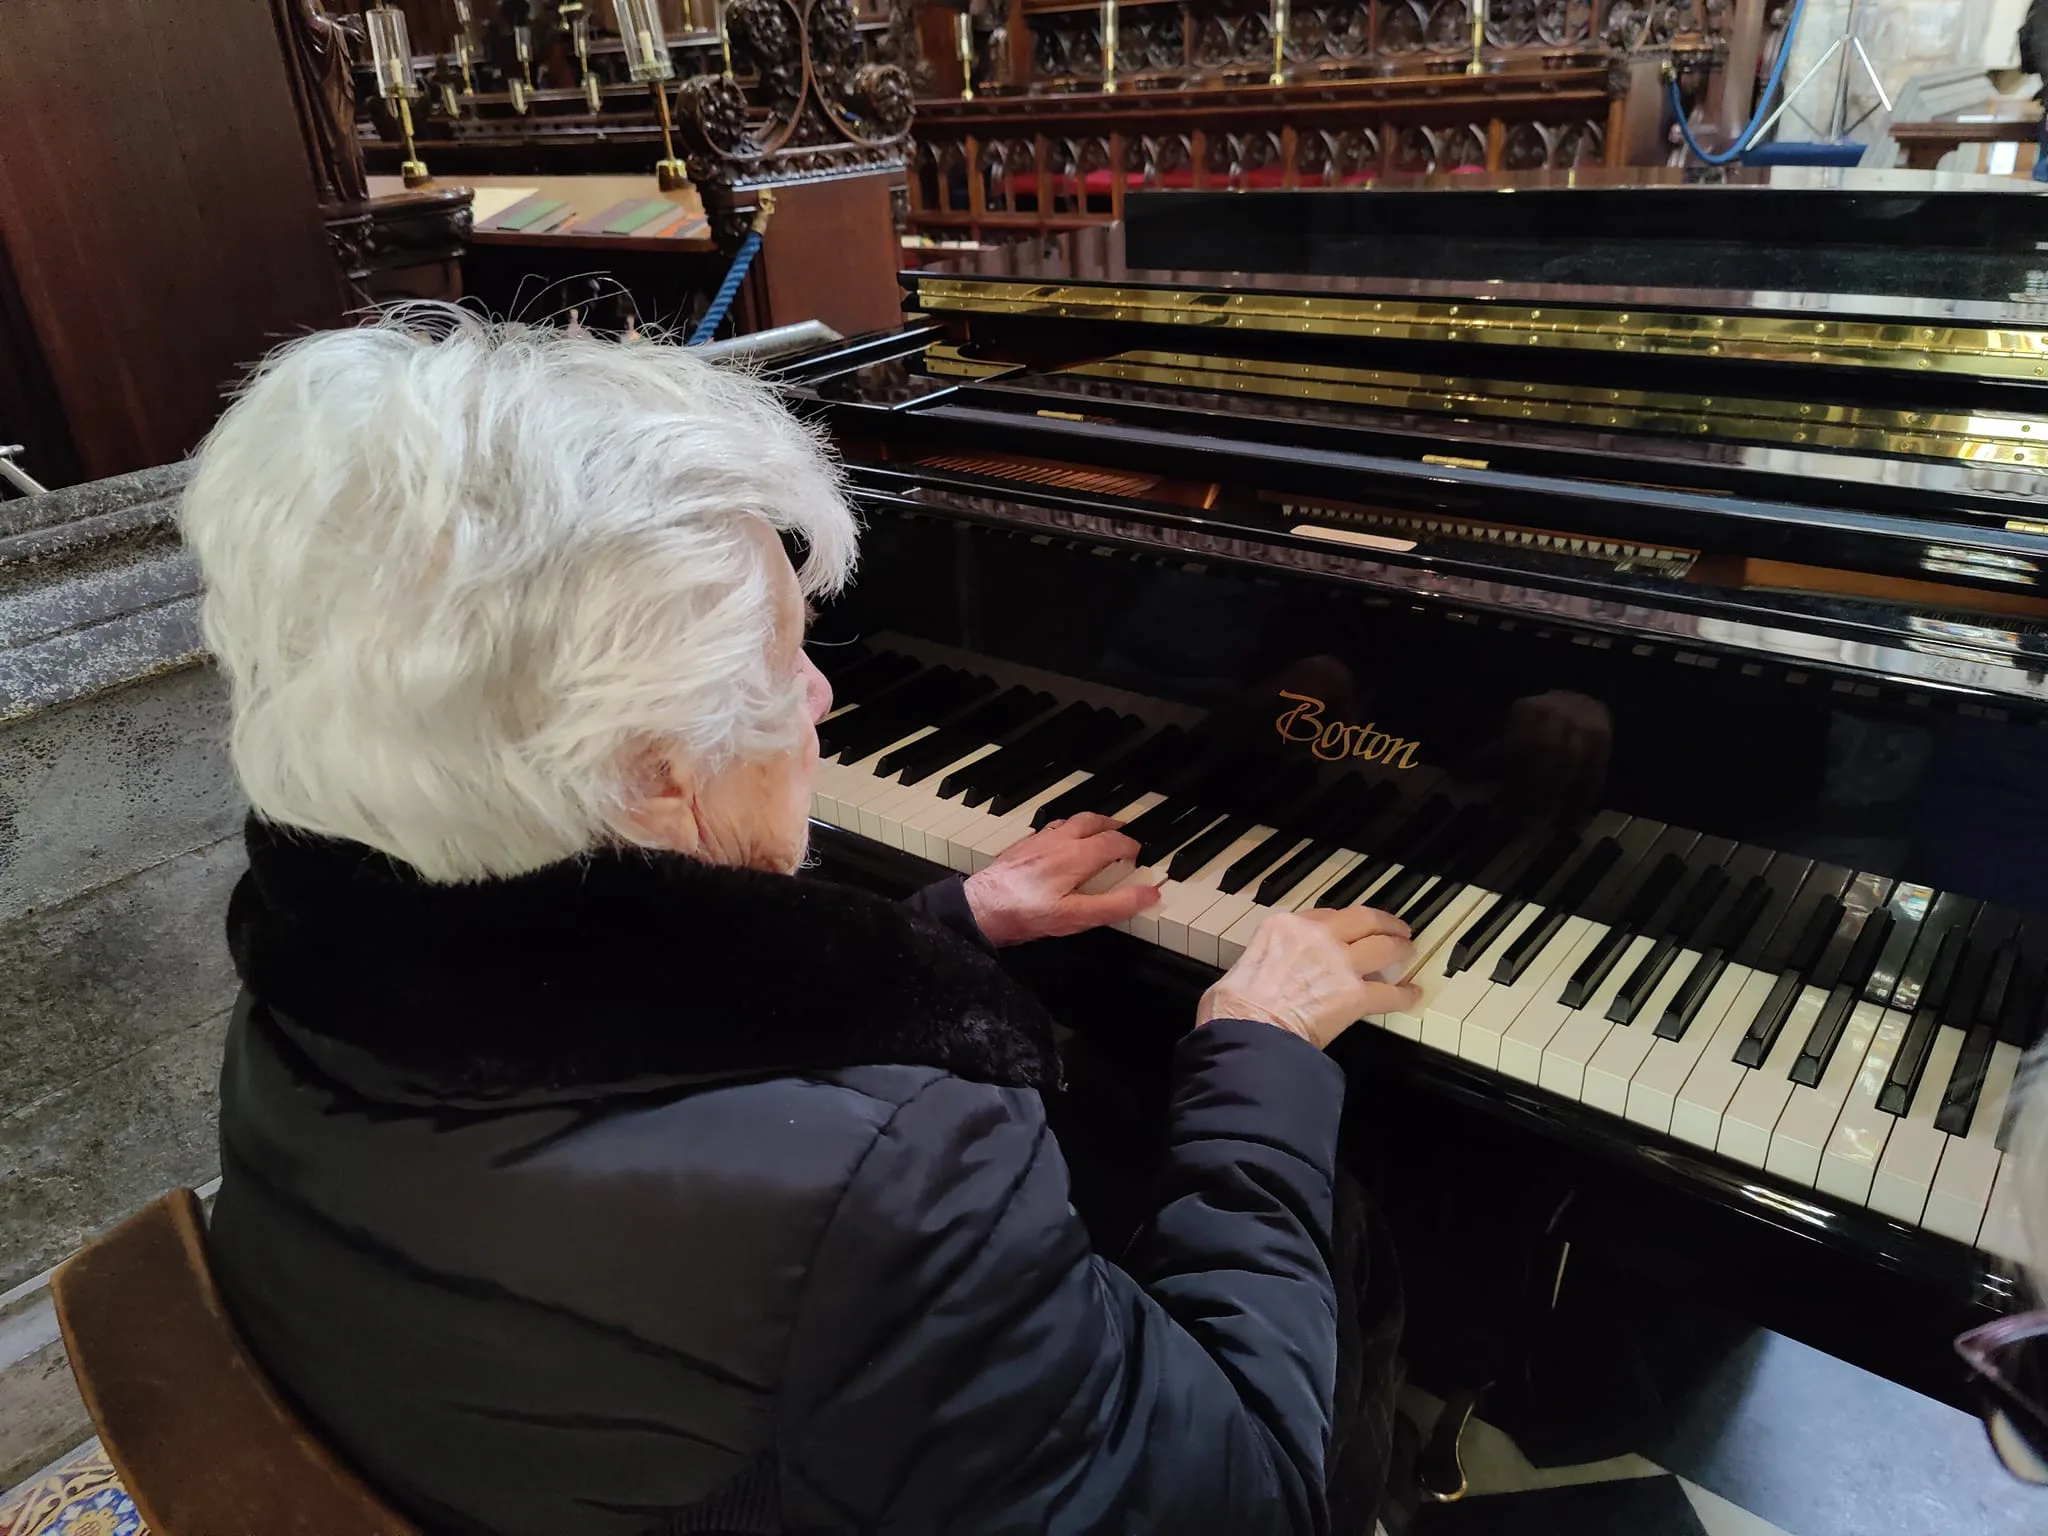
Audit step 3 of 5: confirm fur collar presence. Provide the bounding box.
[227,818,1061,1110]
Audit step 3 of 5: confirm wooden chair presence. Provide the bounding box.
[51,1188,418,1536]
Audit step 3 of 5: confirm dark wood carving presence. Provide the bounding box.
[271,0,370,205]
[672,0,913,244]
[0,0,343,484]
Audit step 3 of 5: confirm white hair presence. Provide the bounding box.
[181,307,857,883]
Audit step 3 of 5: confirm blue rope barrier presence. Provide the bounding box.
[688,228,765,346]
[1671,0,1808,167]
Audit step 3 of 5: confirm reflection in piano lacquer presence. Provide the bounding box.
[803,618,2045,1274]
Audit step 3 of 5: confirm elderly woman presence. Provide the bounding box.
[183,314,1421,1536]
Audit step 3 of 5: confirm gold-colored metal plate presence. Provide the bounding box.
[913,276,2048,382]
[922,341,1016,379]
[1053,348,2048,469]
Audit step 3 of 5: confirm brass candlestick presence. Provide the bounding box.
[514,23,535,88]
[612,0,689,189]
[956,12,975,99]
[1466,0,1486,74]
[563,2,602,111]
[716,0,734,76]
[1100,0,1117,93]
[365,5,430,187]
[1269,0,1287,85]
[452,0,476,92]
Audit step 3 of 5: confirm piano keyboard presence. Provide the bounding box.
[807,645,2040,1268]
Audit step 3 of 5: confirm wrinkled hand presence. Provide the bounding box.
[1197,907,1418,1050]
[963,813,1161,947]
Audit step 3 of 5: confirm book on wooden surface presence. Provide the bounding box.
[483,195,567,232]
[578,199,648,234]
[526,203,578,234]
[603,199,679,234]
[470,186,541,226]
[644,208,708,239]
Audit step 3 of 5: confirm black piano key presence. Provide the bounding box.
[1491,837,1626,985]
[1606,937,1682,1025]
[1316,793,1455,910]
[821,649,915,707]
[1444,826,1587,977]
[956,705,1099,806]
[1606,858,1731,1026]
[1219,777,1361,894]
[819,664,949,757]
[1032,725,1196,827]
[1651,863,1781,1039]
[1656,946,1730,1041]
[1935,1023,1998,1136]
[1999,946,2048,1049]
[1559,851,1688,1009]
[992,707,1134,804]
[1167,813,1256,881]
[1117,749,1256,858]
[1786,896,1848,976]
[1399,874,1470,934]
[1369,799,1501,919]
[1732,969,1808,1068]
[1877,928,1967,1114]
[1976,943,2018,1031]
[943,703,1093,803]
[991,711,1145,815]
[1788,985,1858,1087]
[1787,910,1895,1087]
[838,671,995,765]
[886,687,1053,781]
[1252,781,1391,906]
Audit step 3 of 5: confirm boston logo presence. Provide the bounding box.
[1274,691,1423,769]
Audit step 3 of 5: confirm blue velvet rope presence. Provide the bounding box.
[1671,0,1808,167]
[688,229,765,346]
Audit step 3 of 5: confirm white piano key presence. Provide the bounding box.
[816,726,938,825]
[1153,827,1277,956]
[1462,916,1598,1074]
[857,777,930,847]
[1421,899,1541,1057]
[1670,969,1782,1151]
[882,744,1005,858]
[1626,963,1755,1134]
[1976,1155,2028,1264]
[1814,1008,1911,1207]
[1377,886,1491,1041]
[1539,934,1657,1102]
[1215,850,1362,967]
[930,802,1000,873]
[1582,954,1697,1117]
[1924,1040,2023,1246]
[1497,923,1611,1084]
[1717,984,1826,1168]
[1867,1023,1964,1226]
[966,772,1094,872]
[1766,999,1885,1188]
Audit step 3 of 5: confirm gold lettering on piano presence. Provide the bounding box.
[1274,692,1423,769]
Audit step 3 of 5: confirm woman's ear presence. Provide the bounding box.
[612,742,704,855]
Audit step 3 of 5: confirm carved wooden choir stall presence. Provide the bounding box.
[349,0,911,339]
[905,0,1769,258]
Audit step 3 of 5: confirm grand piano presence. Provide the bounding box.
[770,169,2048,1417]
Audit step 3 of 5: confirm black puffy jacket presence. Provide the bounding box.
[210,820,1349,1535]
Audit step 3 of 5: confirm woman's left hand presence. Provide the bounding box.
[964,813,1162,947]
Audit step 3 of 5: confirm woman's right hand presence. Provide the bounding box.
[1196,907,1419,1050]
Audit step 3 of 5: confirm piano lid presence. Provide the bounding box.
[792,177,2048,708]
[1117,169,2048,315]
